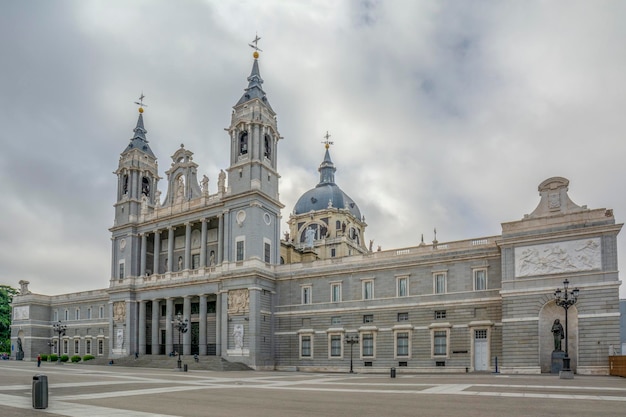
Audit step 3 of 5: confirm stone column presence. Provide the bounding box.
[110,238,116,280]
[183,296,191,355]
[248,289,259,365]
[153,230,160,275]
[217,292,226,356]
[200,219,207,267]
[184,222,191,270]
[220,211,228,263]
[165,298,173,355]
[199,294,207,355]
[167,227,175,272]
[140,233,147,276]
[138,300,147,354]
[125,300,132,355]
[151,299,160,355]
[108,302,114,356]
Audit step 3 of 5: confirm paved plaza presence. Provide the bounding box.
[1,361,626,417]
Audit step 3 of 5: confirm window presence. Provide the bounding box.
[75,308,80,320]
[331,283,341,302]
[119,261,125,279]
[396,332,409,357]
[300,335,312,358]
[302,286,312,305]
[98,340,104,355]
[329,334,342,357]
[362,280,374,300]
[192,254,200,269]
[264,134,272,159]
[397,312,409,322]
[474,268,487,291]
[264,242,271,263]
[434,272,446,294]
[433,330,448,357]
[397,276,408,297]
[363,314,374,323]
[331,316,341,325]
[87,308,92,320]
[330,248,336,257]
[99,306,104,319]
[239,131,248,155]
[74,339,79,354]
[236,239,245,262]
[64,309,69,321]
[434,310,447,319]
[86,340,91,354]
[362,333,374,357]
[53,340,58,354]
[63,340,68,355]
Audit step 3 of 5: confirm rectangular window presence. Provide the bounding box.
[362,333,374,357]
[86,340,91,355]
[75,309,80,320]
[363,314,374,323]
[331,283,341,302]
[330,334,342,357]
[474,269,487,291]
[87,308,91,320]
[53,340,58,354]
[63,340,68,355]
[74,339,79,354]
[434,330,447,356]
[362,280,374,300]
[396,332,409,357]
[302,286,312,305]
[65,310,69,321]
[236,239,245,261]
[264,242,271,263]
[207,301,216,314]
[192,254,200,269]
[331,248,336,257]
[99,306,104,319]
[434,310,447,319]
[98,340,104,355]
[191,302,200,315]
[397,277,408,297]
[119,262,125,279]
[331,316,341,325]
[301,335,312,358]
[434,272,446,294]
[397,312,409,322]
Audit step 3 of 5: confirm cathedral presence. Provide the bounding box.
[11,46,622,374]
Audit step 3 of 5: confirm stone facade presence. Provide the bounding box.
[10,52,622,374]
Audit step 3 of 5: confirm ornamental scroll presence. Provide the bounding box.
[228,289,249,315]
[514,238,601,278]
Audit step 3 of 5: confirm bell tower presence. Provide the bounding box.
[222,38,283,264]
[111,96,160,280]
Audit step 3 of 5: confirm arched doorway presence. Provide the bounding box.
[539,300,578,373]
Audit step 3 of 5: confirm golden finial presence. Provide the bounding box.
[249,33,262,58]
[134,93,147,113]
[322,131,334,149]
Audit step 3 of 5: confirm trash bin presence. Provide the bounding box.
[390,367,396,378]
[183,364,188,372]
[32,374,48,409]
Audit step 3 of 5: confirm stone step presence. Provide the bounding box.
[81,355,251,371]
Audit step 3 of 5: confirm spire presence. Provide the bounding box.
[235,36,273,110]
[122,95,155,158]
[318,132,336,185]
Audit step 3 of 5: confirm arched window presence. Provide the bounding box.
[141,177,150,196]
[239,131,248,155]
[264,134,271,159]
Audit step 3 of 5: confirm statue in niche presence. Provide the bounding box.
[178,256,183,271]
[176,176,185,202]
[218,169,226,194]
[209,251,215,266]
[201,175,209,195]
[113,301,126,322]
[305,226,315,248]
[551,319,564,351]
[116,328,124,349]
[16,337,24,360]
[233,324,244,350]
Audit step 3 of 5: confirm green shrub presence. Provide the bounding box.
[40,354,48,361]
[82,354,95,361]
[49,354,58,362]
[60,354,69,362]
[70,355,81,363]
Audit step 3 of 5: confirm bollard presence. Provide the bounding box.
[32,374,48,409]
[390,367,396,378]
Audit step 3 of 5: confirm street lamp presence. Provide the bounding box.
[554,279,579,375]
[52,321,67,364]
[345,334,359,374]
[173,313,188,370]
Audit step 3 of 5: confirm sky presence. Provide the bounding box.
[1,0,625,298]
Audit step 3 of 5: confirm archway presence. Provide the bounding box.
[539,300,578,373]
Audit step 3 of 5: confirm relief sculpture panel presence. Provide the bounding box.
[228,289,249,315]
[515,238,601,277]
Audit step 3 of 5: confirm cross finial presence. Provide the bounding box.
[249,33,263,57]
[134,93,147,113]
[322,131,334,149]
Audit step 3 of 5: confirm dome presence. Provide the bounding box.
[293,148,362,219]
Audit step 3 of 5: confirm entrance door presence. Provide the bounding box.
[191,322,199,355]
[474,329,488,371]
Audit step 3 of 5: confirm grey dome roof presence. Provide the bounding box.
[293,148,362,218]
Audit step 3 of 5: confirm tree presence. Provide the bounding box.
[0,285,19,353]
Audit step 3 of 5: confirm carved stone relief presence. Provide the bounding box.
[515,238,601,277]
[113,301,126,322]
[228,289,249,315]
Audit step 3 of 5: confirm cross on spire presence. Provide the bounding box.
[322,131,334,149]
[249,33,263,53]
[134,93,147,112]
